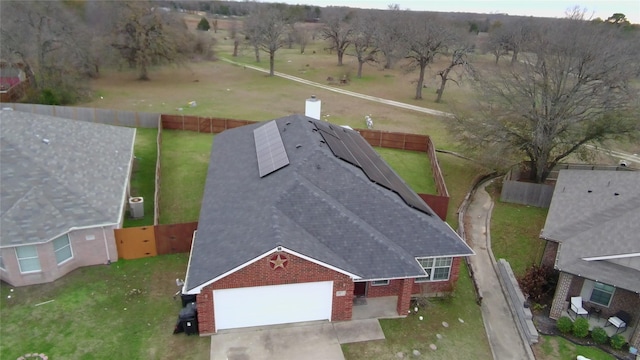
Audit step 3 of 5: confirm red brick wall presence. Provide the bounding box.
[367,279,403,297]
[195,251,354,334]
[411,257,462,295]
[397,279,413,315]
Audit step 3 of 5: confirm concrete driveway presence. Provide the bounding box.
[210,319,384,360]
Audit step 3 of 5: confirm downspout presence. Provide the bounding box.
[102,226,111,263]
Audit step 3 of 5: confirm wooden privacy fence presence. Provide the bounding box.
[115,222,197,260]
[160,114,451,220]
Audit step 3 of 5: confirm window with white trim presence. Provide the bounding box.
[590,282,615,307]
[16,245,41,273]
[371,280,389,286]
[53,234,73,265]
[415,257,452,282]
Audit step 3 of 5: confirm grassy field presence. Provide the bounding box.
[532,335,615,360]
[342,262,492,359]
[0,254,210,360]
[124,128,158,227]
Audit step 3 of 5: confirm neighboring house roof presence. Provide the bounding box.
[540,169,640,293]
[185,115,473,292]
[0,110,136,247]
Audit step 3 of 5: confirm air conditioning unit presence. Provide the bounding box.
[129,197,144,219]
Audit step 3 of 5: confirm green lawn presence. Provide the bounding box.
[376,147,436,194]
[158,130,213,224]
[124,127,158,227]
[0,254,209,360]
[487,181,549,277]
[342,262,492,359]
[533,335,615,360]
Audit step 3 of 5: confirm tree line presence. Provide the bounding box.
[0,1,217,104]
[1,1,638,183]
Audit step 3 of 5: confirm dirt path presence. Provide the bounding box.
[219,57,453,118]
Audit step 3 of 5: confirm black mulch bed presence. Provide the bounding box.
[532,310,636,360]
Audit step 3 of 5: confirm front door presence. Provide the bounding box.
[354,282,367,297]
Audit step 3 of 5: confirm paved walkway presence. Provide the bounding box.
[465,180,536,360]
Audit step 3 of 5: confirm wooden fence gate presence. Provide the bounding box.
[115,226,157,260]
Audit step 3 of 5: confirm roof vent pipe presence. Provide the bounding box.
[305,95,321,120]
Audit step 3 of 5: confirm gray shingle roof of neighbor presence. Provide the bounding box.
[541,169,640,293]
[0,110,136,247]
[185,115,474,292]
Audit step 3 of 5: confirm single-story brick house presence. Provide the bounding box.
[183,115,474,335]
[0,110,135,287]
[541,169,640,348]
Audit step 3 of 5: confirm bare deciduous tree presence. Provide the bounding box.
[242,11,263,62]
[435,41,475,103]
[373,9,405,69]
[400,14,455,100]
[321,7,354,66]
[0,1,92,103]
[348,12,378,78]
[293,24,312,54]
[451,14,640,183]
[245,6,287,76]
[483,24,510,65]
[111,1,185,80]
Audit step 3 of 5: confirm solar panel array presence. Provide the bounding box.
[254,121,289,178]
[315,121,433,216]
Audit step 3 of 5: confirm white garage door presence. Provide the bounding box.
[213,281,333,331]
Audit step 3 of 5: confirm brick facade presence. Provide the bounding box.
[397,279,413,315]
[195,254,466,335]
[550,272,573,319]
[195,251,354,335]
[411,257,462,296]
[0,227,117,287]
[550,271,640,348]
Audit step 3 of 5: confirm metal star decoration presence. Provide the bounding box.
[269,254,288,270]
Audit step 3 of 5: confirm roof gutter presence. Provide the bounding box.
[116,128,137,227]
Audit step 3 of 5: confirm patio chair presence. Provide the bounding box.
[606,310,631,334]
[569,297,589,319]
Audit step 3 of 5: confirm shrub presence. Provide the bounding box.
[610,334,626,350]
[557,316,573,334]
[518,265,558,302]
[197,17,210,31]
[590,326,608,344]
[572,317,589,338]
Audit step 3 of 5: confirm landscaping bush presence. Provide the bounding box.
[518,264,558,302]
[557,316,573,334]
[572,317,589,338]
[610,334,626,350]
[590,326,608,344]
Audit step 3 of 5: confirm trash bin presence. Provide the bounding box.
[180,293,196,307]
[173,302,198,335]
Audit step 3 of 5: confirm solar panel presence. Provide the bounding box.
[315,122,434,216]
[254,121,289,177]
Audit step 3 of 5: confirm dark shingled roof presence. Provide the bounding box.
[0,110,135,247]
[541,169,640,293]
[185,115,473,292]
